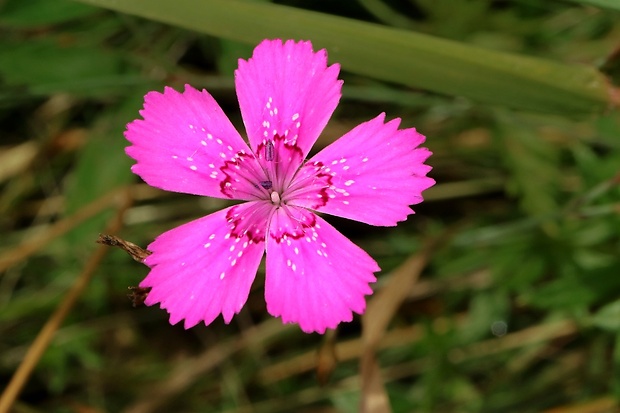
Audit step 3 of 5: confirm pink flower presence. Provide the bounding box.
[125,39,434,333]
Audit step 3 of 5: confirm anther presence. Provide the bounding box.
[265,140,274,161]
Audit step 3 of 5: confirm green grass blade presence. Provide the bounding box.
[563,0,620,11]
[72,0,615,115]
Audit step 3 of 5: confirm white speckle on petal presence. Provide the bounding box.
[345,180,355,186]
[294,247,299,255]
[220,272,226,280]
[172,155,178,159]
[292,263,297,272]
[201,140,207,146]
[362,157,369,162]
[292,113,299,121]
[204,243,211,248]
[190,165,197,171]
[209,234,216,240]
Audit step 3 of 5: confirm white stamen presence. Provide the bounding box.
[270,191,281,205]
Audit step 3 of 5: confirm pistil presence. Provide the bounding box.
[270,191,281,205]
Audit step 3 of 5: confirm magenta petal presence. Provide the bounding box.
[141,203,269,328]
[288,114,435,226]
[126,85,264,200]
[235,39,342,161]
[264,207,378,333]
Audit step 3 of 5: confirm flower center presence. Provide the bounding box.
[270,191,281,206]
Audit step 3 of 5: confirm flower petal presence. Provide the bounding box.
[235,39,342,165]
[264,206,378,333]
[287,114,435,226]
[126,85,267,201]
[141,202,271,328]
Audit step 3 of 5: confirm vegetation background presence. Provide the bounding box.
[1,0,620,412]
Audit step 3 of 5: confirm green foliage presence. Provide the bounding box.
[592,300,620,332]
[1,0,620,412]
[73,0,612,115]
[0,0,98,28]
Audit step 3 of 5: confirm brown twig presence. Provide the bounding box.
[96,234,151,263]
[359,232,445,413]
[0,187,126,274]
[96,234,152,306]
[316,329,338,386]
[123,319,291,413]
[0,188,133,413]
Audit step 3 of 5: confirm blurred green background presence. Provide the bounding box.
[1,0,620,412]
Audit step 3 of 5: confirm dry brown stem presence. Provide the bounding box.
[0,188,126,274]
[0,188,133,413]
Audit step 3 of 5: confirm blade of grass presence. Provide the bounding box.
[0,189,132,413]
[360,244,436,412]
[124,319,292,413]
[564,0,620,11]
[71,0,616,116]
[0,188,125,274]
